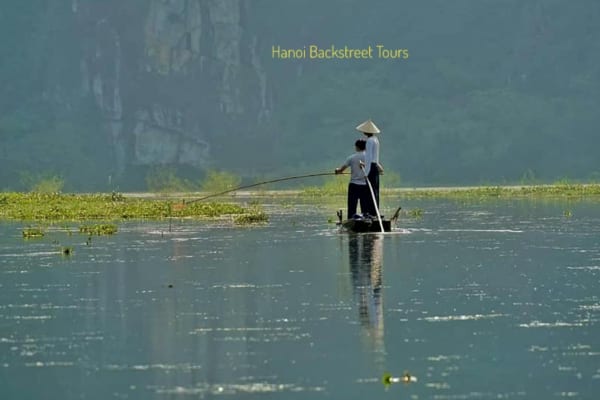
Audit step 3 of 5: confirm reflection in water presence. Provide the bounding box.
[4,200,600,399]
[348,234,385,367]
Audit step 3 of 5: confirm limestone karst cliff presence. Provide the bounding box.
[2,1,599,190]
[72,0,270,177]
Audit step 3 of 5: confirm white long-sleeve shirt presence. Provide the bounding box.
[364,136,380,175]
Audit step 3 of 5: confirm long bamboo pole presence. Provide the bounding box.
[185,172,341,204]
[361,165,384,233]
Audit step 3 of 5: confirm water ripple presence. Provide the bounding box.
[421,313,507,322]
[151,382,326,396]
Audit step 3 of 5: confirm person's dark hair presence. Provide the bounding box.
[355,139,366,151]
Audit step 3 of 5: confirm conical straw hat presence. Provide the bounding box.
[355,119,380,134]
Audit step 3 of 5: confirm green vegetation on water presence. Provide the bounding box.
[299,182,600,200]
[233,211,269,225]
[391,183,600,199]
[79,224,118,235]
[0,192,257,222]
[3,183,598,224]
[22,227,44,238]
[232,201,269,225]
[405,208,424,218]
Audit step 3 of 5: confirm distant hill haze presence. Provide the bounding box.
[1,0,599,190]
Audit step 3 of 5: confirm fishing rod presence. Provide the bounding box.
[185,171,344,204]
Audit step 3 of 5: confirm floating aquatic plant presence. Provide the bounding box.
[22,227,44,238]
[382,371,417,386]
[233,211,269,225]
[391,183,600,200]
[79,224,118,235]
[382,372,393,386]
[0,192,249,222]
[233,207,269,225]
[407,208,424,218]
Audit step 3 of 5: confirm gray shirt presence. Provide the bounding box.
[343,151,367,185]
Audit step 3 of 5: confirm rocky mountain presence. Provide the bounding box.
[74,0,270,174]
[2,1,599,190]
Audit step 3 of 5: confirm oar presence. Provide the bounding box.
[361,165,385,233]
[185,171,343,204]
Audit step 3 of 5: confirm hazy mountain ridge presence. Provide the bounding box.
[1,0,599,190]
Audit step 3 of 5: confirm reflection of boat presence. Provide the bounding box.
[348,234,385,363]
[336,207,401,233]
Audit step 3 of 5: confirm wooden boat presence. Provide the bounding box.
[336,207,401,233]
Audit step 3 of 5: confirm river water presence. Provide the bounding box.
[1,198,599,399]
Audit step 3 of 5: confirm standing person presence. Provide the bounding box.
[356,119,383,216]
[335,139,368,219]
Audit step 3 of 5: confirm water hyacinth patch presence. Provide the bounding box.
[0,193,250,222]
[390,183,600,200]
[233,210,269,225]
[79,224,118,235]
[22,227,45,238]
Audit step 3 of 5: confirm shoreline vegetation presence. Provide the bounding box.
[1,183,599,222]
[386,183,600,199]
[316,182,600,199]
[176,182,600,200]
[0,192,267,223]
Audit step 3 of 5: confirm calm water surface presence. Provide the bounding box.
[1,199,599,399]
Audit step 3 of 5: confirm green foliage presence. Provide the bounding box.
[396,183,600,200]
[1,1,600,189]
[233,211,269,225]
[258,1,600,186]
[79,224,118,235]
[520,169,538,185]
[0,192,249,221]
[200,170,242,194]
[382,372,393,386]
[406,208,424,218]
[233,202,269,225]
[22,227,45,238]
[1,105,111,191]
[145,166,196,193]
[553,178,572,186]
[20,171,65,193]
